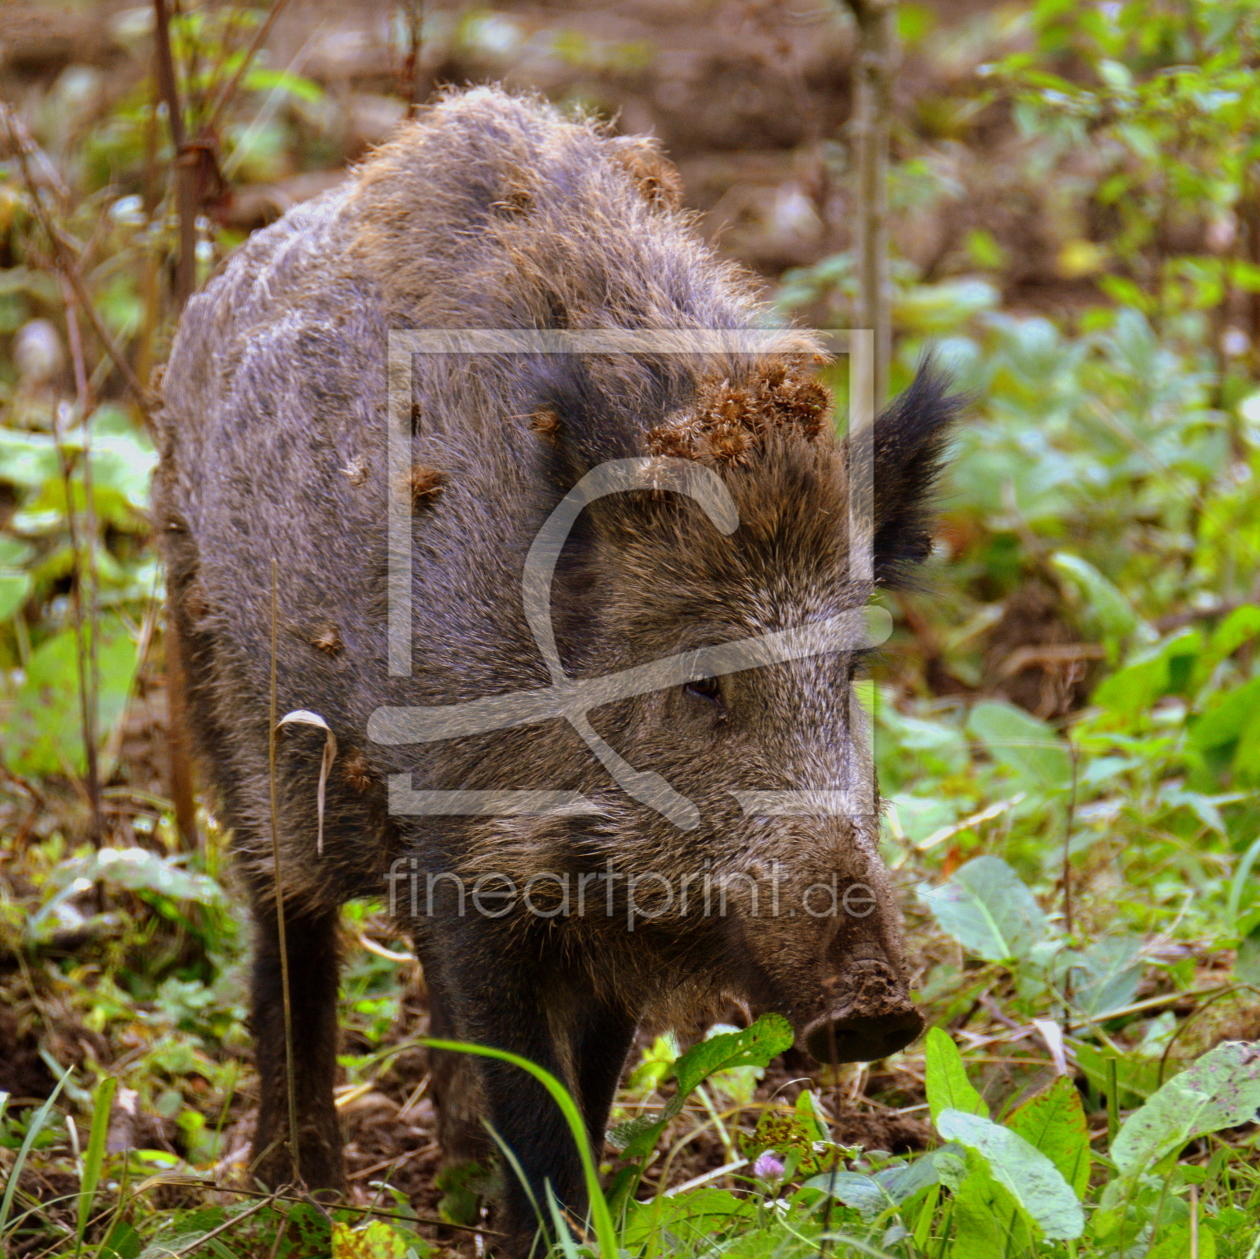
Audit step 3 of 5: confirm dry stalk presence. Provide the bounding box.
[268,557,301,1181]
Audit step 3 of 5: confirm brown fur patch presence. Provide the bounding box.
[408,464,445,507]
[527,408,561,436]
[341,454,368,485]
[342,749,373,793]
[608,136,683,211]
[646,356,831,465]
[310,621,343,656]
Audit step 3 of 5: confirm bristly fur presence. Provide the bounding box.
[154,85,961,1255]
[871,360,961,586]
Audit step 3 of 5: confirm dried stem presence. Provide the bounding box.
[203,0,295,135]
[845,0,898,409]
[269,558,301,1181]
[152,0,198,313]
[60,279,104,848]
[49,401,102,847]
[0,105,152,414]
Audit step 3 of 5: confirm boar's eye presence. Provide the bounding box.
[684,677,724,707]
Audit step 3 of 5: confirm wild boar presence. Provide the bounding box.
[155,86,956,1253]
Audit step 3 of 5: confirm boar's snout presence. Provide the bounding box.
[801,958,924,1064]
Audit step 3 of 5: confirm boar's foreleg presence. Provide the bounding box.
[248,900,345,1193]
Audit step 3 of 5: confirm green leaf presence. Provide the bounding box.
[937,1109,1085,1240]
[0,616,140,777]
[621,1187,753,1247]
[674,1014,793,1099]
[1051,551,1138,652]
[809,1145,966,1222]
[1096,629,1202,720]
[617,1014,794,1159]
[950,1158,1020,1259]
[1148,1221,1217,1259]
[1004,1075,1090,1197]
[924,1027,988,1123]
[330,1220,410,1259]
[919,855,1049,962]
[1195,604,1260,687]
[1060,935,1144,1019]
[55,847,224,903]
[805,1170,892,1220]
[1190,677,1260,752]
[77,1075,117,1250]
[967,700,1071,792]
[1111,1040,1260,1176]
[0,569,31,620]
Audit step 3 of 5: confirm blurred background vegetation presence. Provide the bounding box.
[3,0,1260,1255]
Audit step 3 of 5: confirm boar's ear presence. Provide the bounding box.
[870,362,962,586]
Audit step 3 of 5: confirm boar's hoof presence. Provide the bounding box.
[802,1004,924,1063]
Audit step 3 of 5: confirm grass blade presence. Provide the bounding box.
[419,1037,619,1258]
[76,1075,117,1256]
[0,1063,74,1239]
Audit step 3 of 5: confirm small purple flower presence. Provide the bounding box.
[753,1150,785,1181]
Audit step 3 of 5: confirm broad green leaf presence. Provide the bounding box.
[1060,935,1144,1019]
[1095,629,1201,719]
[673,1014,794,1099]
[615,1014,793,1159]
[924,1027,987,1123]
[1148,1221,1217,1259]
[968,700,1071,791]
[57,847,225,904]
[807,1146,964,1215]
[937,1109,1085,1240]
[0,569,31,619]
[804,1170,891,1220]
[1190,677,1260,752]
[919,855,1048,962]
[0,426,59,489]
[950,1156,1023,1259]
[621,1187,753,1247]
[1111,1040,1260,1176]
[1004,1076,1090,1197]
[1195,604,1260,687]
[0,616,139,777]
[1051,551,1138,650]
[331,1220,410,1259]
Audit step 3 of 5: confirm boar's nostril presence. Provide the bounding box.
[802,1006,924,1064]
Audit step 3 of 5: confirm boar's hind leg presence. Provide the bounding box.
[249,900,345,1193]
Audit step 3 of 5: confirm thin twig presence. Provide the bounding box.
[61,277,104,850]
[269,557,301,1181]
[204,0,295,134]
[186,1182,503,1236]
[0,105,152,413]
[166,1191,281,1257]
[49,401,102,848]
[152,0,197,311]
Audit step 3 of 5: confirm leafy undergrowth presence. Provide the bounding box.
[4,0,1260,1255]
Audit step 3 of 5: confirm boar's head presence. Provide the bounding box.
[550,359,959,1063]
